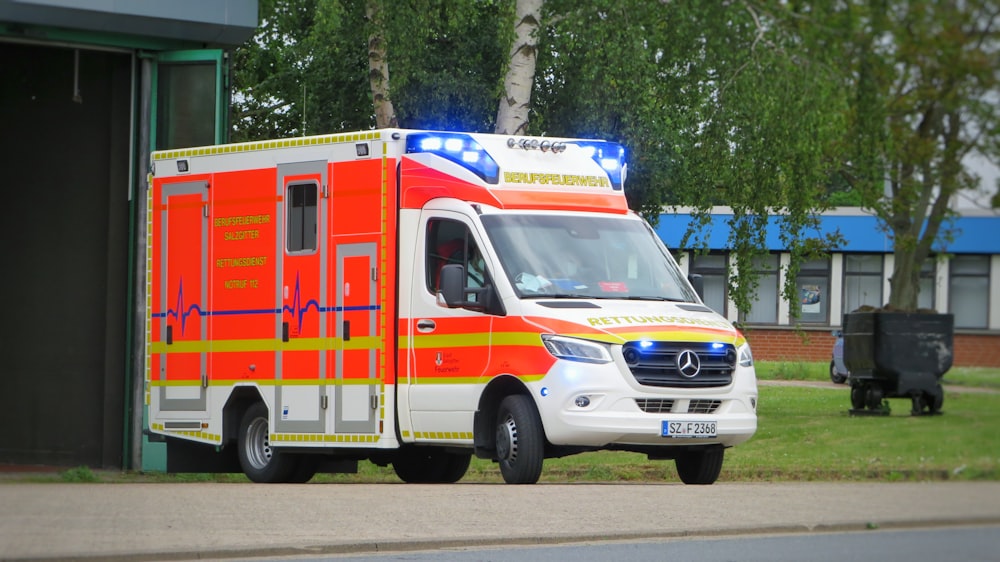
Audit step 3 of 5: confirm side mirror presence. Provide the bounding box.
[437,264,489,311]
[687,273,704,301]
[438,264,466,307]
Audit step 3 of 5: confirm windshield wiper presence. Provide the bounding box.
[624,295,688,302]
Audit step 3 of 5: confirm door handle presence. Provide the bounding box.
[416,319,436,333]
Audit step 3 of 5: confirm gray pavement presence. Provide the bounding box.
[2,481,1000,561]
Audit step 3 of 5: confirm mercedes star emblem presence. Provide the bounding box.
[676,349,701,378]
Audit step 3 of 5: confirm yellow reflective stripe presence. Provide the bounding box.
[149,335,381,354]
[489,331,543,346]
[149,378,380,387]
[410,374,545,385]
[406,331,543,349]
[271,433,380,443]
[563,330,741,345]
[152,131,381,161]
[412,432,473,440]
[407,333,490,348]
[150,424,220,443]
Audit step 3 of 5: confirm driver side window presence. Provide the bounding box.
[425,219,486,294]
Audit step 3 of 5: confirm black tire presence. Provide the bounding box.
[829,361,847,384]
[237,402,297,483]
[287,455,319,483]
[850,384,866,410]
[392,447,472,484]
[675,447,724,485]
[495,395,545,484]
[928,386,944,414]
[865,386,884,410]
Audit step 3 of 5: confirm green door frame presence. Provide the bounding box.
[138,48,229,471]
[151,49,229,149]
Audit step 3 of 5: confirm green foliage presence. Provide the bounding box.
[230,0,999,316]
[231,0,510,141]
[60,466,99,483]
[836,0,1000,310]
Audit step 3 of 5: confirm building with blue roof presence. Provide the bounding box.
[655,207,1000,368]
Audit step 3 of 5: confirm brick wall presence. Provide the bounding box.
[743,328,1000,368]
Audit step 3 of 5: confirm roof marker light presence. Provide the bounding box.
[506,137,568,153]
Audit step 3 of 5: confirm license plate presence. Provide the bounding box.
[661,420,717,438]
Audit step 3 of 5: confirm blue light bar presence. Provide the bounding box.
[406,132,500,184]
[566,141,626,190]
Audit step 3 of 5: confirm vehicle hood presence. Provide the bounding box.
[519,299,747,346]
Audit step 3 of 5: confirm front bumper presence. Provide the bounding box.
[528,359,758,449]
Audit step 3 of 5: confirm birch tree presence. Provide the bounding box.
[366,0,397,128]
[495,0,542,135]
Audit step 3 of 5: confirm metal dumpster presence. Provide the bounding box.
[843,311,953,415]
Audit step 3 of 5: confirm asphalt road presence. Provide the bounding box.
[2,482,1000,562]
[219,525,1000,562]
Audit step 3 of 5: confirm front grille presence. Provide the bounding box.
[633,398,722,414]
[688,399,722,414]
[622,341,736,388]
[635,399,675,413]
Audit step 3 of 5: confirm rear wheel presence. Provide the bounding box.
[675,447,724,485]
[392,447,472,483]
[495,395,545,484]
[829,361,847,384]
[237,402,297,483]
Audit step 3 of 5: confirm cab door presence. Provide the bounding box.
[406,212,495,440]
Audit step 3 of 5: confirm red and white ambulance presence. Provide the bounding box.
[146,129,757,484]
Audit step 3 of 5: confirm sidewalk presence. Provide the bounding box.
[3,481,999,561]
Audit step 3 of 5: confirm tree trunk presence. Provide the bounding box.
[495,0,542,135]
[888,247,920,311]
[366,0,397,129]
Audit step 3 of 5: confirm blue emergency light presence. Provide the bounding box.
[405,132,500,184]
[570,141,627,190]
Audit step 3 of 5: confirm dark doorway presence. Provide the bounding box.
[0,42,131,468]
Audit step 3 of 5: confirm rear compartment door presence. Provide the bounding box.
[154,180,210,419]
[276,162,327,434]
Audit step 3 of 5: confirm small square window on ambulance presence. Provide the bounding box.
[287,182,317,252]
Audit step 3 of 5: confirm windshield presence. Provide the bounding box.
[481,214,697,302]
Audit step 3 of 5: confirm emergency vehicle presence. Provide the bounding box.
[146,129,758,485]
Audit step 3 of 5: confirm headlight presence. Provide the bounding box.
[739,344,754,367]
[541,335,612,364]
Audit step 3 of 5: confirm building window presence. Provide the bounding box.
[793,257,830,323]
[691,253,728,316]
[949,255,990,329]
[843,254,883,313]
[286,182,318,252]
[918,258,936,311]
[744,254,779,324]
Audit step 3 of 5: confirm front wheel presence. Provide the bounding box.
[495,395,545,484]
[237,402,297,483]
[675,447,724,485]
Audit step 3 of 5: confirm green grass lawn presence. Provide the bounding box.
[11,362,999,485]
